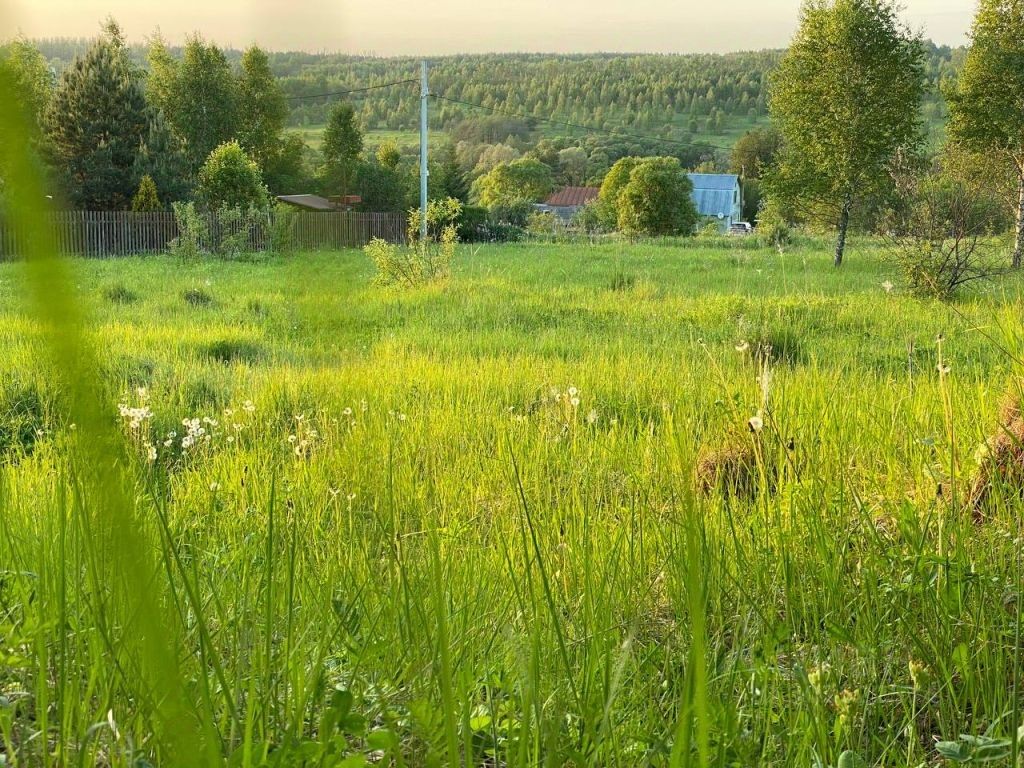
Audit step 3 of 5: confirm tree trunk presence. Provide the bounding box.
[834,196,851,268]
[1014,167,1024,270]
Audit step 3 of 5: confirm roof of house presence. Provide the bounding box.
[276,194,337,211]
[544,186,600,207]
[687,173,740,218]
[688,173,740,191]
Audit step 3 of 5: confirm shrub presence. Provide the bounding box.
[366,198,461,287]
[213,205,267,259]
[696,221,723,238]
[756,198,792,249]
[885,173,1005,300]
[269,202,298,256]
[572,199,607,234]
[170,202,208,262]
[456,205,488,242]
[487,200,534,229]
[131,174,162,212]
[526,210,560,238]
[196,141,269,211]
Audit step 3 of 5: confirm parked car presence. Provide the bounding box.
[728,222,753,235]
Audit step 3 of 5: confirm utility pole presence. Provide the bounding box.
[419,60,429,243]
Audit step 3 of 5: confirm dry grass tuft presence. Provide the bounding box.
[967,388,1024,520]
[696,436,770,500]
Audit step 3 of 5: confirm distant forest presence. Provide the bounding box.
[31,40,964,139]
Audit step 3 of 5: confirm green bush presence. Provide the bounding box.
[196,141,269,211]
[213,205,267,259]
[169,202,208,262]
[886,173,1005,300]
[269,203,298,256]
[456,205,488,242]
[366,198,461,287]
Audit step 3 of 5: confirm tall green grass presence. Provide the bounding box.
[1,220,1024,766]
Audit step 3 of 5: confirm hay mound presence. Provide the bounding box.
[966,391,1024,520]
[695,438,767,500]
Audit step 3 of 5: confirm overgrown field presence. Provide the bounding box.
[2,241,1024,767]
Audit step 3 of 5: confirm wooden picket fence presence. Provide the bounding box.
[0,210,407,259]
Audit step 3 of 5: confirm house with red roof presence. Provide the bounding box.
[534,186,601,221]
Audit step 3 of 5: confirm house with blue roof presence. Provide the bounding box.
[687,173,743,232]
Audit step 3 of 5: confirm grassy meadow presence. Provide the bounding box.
[2,240,1024,766]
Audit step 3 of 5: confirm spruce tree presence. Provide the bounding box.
[44,20,148,209]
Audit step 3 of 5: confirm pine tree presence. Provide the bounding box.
[134,109,191,204]
[44,20,148,209]
[431,142,470,202]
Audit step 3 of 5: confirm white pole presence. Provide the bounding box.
[419,60,429,242]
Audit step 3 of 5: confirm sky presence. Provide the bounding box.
[3,0,974,55]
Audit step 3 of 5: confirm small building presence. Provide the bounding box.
[534,186,601,221]
[276,194,362,212]
[687,173,743,232]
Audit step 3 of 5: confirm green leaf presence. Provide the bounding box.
[837,750,868,768]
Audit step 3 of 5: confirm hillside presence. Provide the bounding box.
[32,41,964,150]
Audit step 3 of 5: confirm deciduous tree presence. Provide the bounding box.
[947,0,1024,268]
[237,46,287,170]
[729,127,782,178]
[765,0,925,266]
[616,157,698,236]
[322,101,363,197]
[148,35,238,175]
[471,157,553,208]
[596,156,639,229]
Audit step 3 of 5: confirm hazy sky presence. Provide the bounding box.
[3,0,973,54]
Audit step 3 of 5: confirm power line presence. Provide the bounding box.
[285,78,418,102]
[429,92,736,154]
